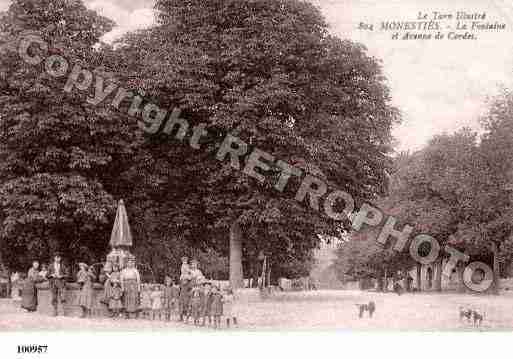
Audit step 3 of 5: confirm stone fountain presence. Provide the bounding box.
[36,199,135,317]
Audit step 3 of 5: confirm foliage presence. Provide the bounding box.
[0,0,398,281]
[0,0,130,270]
[335,119,513,281]
[108,0,398,279]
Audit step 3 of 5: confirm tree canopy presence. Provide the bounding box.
[0,0,130,269]
[107,0,399,282]
[335,118,513,290]
[0,0,399,282]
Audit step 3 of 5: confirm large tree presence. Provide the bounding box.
[0,0,133,271]
[110,0,399,286]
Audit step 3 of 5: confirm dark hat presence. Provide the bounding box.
[53,251,62,257]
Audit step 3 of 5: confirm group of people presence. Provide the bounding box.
[21,252,69,315]
[21,252,100,317]
[177,256,238,328]
[100,256,239,328]
[101,253,141,318]
[21,252,240,328]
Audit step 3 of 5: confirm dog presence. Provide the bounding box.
[459,307,472,322]
[472,310,484,327]
[393,282,403,296]
[356,301,376,318]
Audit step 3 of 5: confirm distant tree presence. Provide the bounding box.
[383,130,487,291]
[338,126,512,294]
[471,88,513,290]
[333,208,415,291]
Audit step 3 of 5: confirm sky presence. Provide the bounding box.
[1,0,512,152]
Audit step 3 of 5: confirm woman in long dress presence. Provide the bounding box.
[77,263,96,318]
[120,256,141,318]
[21,261,41,312]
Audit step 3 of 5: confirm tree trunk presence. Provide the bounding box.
[376,275,383,292]
[260,256,266,289]
[252,258,259,288]
[383,268,388,292]
[457,262,465,293]
[505,259,513,278]
[266,262,271,287]
[247,258,254,288]
[434,258,442,292]
[492,242,500,295]
[416,263,422,291]
[6,269,11,298]
[229,221,244,289]
[0,250,8,297]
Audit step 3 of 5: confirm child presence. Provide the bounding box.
[223,287,238,328]
[39,264,48,280]
[100,265,112,306]
[109,281,123,318]
[179,278,191,322]
[163,277,180,321]
[103,264,120,312]
[180,256,190,281]
[170,279,180,320]
[210,285,223,329]
[201,282,213,326]
[189,285,202,325]
[109,264,121,284]
[150,284,163,321]
[139,284,152,319]
[163,276,173,321]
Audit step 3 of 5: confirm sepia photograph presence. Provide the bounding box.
[0,0,513,357]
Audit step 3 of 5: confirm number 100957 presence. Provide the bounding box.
[17,345,48,354]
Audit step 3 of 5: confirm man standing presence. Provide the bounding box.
[47,252,69,316]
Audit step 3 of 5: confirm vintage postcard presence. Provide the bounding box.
[0,0,513,356]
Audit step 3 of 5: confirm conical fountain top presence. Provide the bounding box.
[109,199,133,248]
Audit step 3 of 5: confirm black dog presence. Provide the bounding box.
[393,282,403,296]
[472,310,484,326]
[459,307,472,322]
[356,301,376,318]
